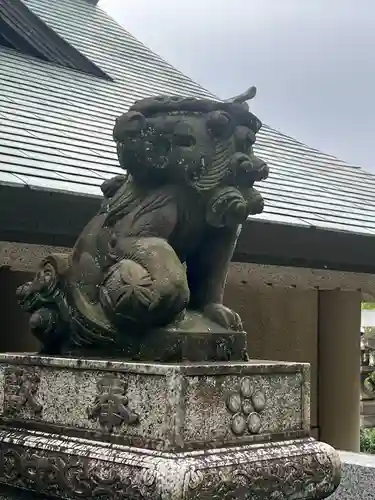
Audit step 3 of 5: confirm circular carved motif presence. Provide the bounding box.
[240,377,253,398]
[141,468,157,487]
[252,390,266,412]
[247,412,262,434]
[225,377,266,437]
[188,469,204,490]
[241,398,254,415]
[231,413,247,435]
[226,392,242,413]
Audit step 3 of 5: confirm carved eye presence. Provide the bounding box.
[173,134,196,148]
[113,111,145,142]
[234,126,256,153]
[206,111,233,139]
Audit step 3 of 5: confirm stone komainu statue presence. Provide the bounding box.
[17,88,268,360]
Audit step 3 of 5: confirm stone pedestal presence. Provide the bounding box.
[0,354,340,499]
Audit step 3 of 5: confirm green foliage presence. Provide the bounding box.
[360,428,375,454]
[362,302,375,310]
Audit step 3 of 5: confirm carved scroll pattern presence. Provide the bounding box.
[0,447,159,500]
[3,367,42,418]
[186,452,338,500]
[0,444,338,500]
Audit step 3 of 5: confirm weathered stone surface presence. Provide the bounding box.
[330,451,375,499]
[0,354,340,499]
[65,324,249,363]
[0,484,43,500]
[16,90,268,359]
[0,354,309,451]
[0,429,340,500]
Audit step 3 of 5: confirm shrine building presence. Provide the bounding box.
[1,0,375,453]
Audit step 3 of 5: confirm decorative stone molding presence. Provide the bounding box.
[0,354,310,451]
[0,354,340,499]
[0,430,340,500]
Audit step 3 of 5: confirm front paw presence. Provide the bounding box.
[203,303,243,332]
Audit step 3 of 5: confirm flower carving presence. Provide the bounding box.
[101,259,157,315]
[118,260,155,307]
[226,377,266,436]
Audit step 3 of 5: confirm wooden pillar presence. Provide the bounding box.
[318,290,361,452]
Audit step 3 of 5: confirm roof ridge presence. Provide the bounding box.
[1,0,111,79]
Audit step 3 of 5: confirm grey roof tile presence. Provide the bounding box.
[0,171,27,187]
[0,0,373,236]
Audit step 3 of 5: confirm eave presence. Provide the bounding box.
[1,184,375,275]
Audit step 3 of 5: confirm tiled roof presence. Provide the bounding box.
[1,0,375,236]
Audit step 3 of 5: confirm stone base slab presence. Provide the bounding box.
[0,354,310,452]
[66,326,249,363]
[0,428,340,500]
[330,451,375,500]
[0,354,341,499]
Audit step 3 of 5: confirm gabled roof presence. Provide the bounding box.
[0,0,110,78]
[1,0,375,237]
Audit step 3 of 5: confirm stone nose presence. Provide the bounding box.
[233,153,268,185]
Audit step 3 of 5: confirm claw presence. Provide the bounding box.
[203,303,243,332]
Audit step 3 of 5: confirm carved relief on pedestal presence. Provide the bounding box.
[186,451,337,500]
[3,367,42,418]
[87,376,139,432]
[226,377,266,436]
[0,447,159,500]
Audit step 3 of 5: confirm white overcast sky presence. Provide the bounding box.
[101,0,374,171]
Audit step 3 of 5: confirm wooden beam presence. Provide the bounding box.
[2,241,375,296]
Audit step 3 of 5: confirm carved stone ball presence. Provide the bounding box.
[99,237,190,329]
[100,259,156,323]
